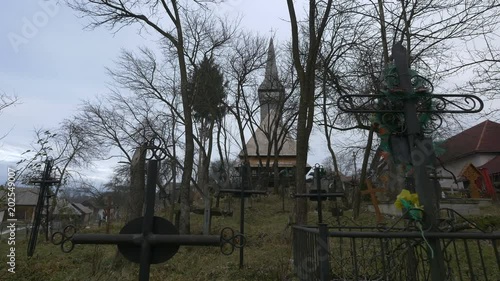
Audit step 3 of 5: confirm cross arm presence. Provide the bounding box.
[293,192,345,198]
[71,233,221,246]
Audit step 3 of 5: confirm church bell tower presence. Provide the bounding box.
[258,39,285,126]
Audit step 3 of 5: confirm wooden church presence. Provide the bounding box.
[239,39,298,191]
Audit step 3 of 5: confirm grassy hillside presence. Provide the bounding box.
[1,195,302,281]
[1,196,499,281]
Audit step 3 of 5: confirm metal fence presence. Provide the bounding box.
[293,223,500,281]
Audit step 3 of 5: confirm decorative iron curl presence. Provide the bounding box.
[421,113,444,134]
[337,94,389,113]
[145,137,167,160]
[417,94,484,113]
[51,225,77,253]
[338,94,483,114]
[220,227,246,255]
[379,113,406,134]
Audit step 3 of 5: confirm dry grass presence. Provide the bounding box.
[1,195,303,281]
[2,197,498,281]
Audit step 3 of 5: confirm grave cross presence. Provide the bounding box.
[362,179,386,223]
[218,163,266,269]
[337,43,484,281]
[27,158,60,257]
[52,139,243,281]
[293,164,345,224]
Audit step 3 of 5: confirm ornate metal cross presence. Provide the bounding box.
[52,138,243,281]
[337,42,484,281]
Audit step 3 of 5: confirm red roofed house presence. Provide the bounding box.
[436,120,500,194]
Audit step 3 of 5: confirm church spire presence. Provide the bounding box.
[258,38,285,125]
[259,38,284,91]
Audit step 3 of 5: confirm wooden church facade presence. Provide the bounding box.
[238,39,299,191]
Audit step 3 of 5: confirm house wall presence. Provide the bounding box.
[14,205,35,222]
[437,153,497,191]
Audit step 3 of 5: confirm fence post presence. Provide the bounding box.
[318,224,330,281]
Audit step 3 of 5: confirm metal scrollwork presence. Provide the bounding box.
[145,137,167,160]
[337,94,388,113]
[422,113,444,134]
[417,94,484,113]
[338,94,483,114]
[51,225,77,253]
[220,227,246,255]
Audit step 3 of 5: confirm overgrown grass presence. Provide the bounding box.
[1,197,498,280]
[1,196,300,281]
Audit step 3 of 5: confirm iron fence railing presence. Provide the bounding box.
[293,223,500,281]
[293,225,330,281]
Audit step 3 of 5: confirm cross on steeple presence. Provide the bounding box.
[258,37,285,126]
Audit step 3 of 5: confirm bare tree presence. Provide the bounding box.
[68,0,225,234]
[16,119,99,234]
[286,0,334,224]
[69,0,241,233]
[0,93,18,140]
[222,32,268,170]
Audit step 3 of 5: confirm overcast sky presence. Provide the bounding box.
[0,1,495,185]
[0,0,327,184]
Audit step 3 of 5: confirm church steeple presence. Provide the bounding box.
[259,39,284,91]
[259,38,285,124]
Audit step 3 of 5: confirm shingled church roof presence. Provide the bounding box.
[240,38,296,159]
[258,38,284,91]
[439,120,500,163]
[243,126,297,157]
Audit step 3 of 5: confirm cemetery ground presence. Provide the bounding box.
[2,195,500,281]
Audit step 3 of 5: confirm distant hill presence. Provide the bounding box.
[0,161,17,184]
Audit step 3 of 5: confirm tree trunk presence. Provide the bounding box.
[353,126,375,219]
[176,3,193,234]
[129,144,146,220]
[295,88,310,225]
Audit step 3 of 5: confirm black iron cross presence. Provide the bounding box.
[293,164,344,224]
[336,43,485,281]
[218,163,266,268]
[28,158,60,257]
[53,138,243,281]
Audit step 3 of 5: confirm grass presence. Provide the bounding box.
[1,195,301,281]
[1,196,499,281]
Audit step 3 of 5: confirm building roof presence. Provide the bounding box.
[72,203,93,214]
[439,120,500,163]
[242,126,297,157]
[479,155,500,175]
[0,187,39,206]
[52,200,84,215]
[258,39,284,91]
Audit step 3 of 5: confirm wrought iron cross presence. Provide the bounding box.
[293,164,344,224]
[336,43,484,281]
[218,163,266,269]
[28,158,60,257]
[52,138,243,281]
